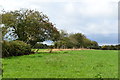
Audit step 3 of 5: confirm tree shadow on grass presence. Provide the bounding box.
[36,52,60,54]
[4,51,69,59]
[26,55,42,58]
[36,51,69,54]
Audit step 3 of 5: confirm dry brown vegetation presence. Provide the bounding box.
[46,48,93,52]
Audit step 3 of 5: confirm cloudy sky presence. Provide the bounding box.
[0,0,119,45]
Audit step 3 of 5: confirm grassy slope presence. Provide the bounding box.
[3,50,118,78]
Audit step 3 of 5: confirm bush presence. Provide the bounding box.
[2,41,11,57]
[2,40,33,57]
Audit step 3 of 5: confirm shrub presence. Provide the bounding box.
[2,40,33,57]
[2,41,11,57]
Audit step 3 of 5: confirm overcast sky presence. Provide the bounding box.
[0,0,119,45]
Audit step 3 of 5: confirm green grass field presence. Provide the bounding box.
[2,50,118,78]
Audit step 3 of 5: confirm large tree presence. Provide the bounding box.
[1,9,60,46]
[69,33,86,48]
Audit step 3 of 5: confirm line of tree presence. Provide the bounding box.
[1,9,99,50]
[53,30,99,49]
[100,45,120,50]
[1,9,119,57]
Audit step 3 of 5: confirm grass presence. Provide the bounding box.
[2,50,118,78]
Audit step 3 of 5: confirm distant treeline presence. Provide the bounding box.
[32,30,99,49]
[33,30,119,50]
[99,45,120,50]
[33,43,120,50]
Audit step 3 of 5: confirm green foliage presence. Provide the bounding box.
[101,45,119,50]
[54,32,99,49]
[0,26,8,40]
[2,40,32,57]
[1,9,60,46]
[1,9,100,49]
[3,50,118,78]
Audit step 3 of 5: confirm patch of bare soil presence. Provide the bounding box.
[51,48,92,51]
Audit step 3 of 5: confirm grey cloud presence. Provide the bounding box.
[0,0,118,45]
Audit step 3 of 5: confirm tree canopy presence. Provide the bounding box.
[54,31,99,49]
[1,9,60,46]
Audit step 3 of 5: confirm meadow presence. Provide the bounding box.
[2,50,118,78]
